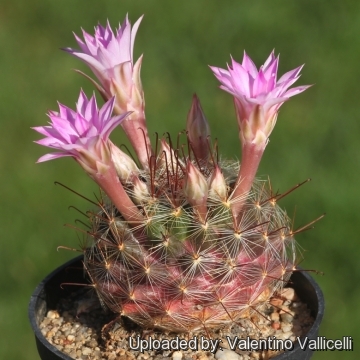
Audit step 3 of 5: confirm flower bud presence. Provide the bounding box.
[184,161,208,208]
[133,175,150,204]
[110,142,139,183]
[209,165,227,202]
[158,139,184,170]
[186,94,211,163]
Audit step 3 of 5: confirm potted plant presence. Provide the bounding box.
[29,14,324,360]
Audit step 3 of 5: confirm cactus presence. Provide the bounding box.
[84,146,297,332]
[34,15,313,334]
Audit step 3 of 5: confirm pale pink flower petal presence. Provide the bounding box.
[64,14,143,91]
[210,51,310,147]
[33,91,130,171]
[210,51,311,225]
[64,15,151,169]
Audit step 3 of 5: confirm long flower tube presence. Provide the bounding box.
[210,51,310,226]
[33,91,144,225]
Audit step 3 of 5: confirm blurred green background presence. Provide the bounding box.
[1,0,358,359]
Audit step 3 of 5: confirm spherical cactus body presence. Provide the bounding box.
[84,150,297,332]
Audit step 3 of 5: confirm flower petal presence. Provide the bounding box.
[210,51,310,146]
[36,152,72,163]
[242,51,258,79]
[34,91,123,166]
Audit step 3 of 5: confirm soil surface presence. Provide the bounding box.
[39,286,314,360]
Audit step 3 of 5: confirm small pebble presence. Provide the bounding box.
[67,334,75,342]
[82,347,92,356]
[86,339,98,347]
[47,310,58,319]
[198,355,208,360]
[75,335,83,343]
[250,352,260,359]
[41,318,51,327]
[278,331,293,340]
[271,321,281,330]
[46,330,55,339]
[172,351,183,360]
[215,348,241,360]
[280,312,294,323]
[53,317,64,326]
[280,288,296,301]
[281,323,292,332]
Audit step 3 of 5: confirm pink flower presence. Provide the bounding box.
[33,90,129,175]
[210,51,310,149]
[211,51,310,226]
[64,15,143,108]
[33,90,143,224]
[64,16,152,169]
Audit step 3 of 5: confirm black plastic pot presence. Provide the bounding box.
[29,256,324,360]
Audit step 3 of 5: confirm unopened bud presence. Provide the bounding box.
[110,142,139,183]
[184,161,208,208]
[186,94,211,162]
[133,175,149,204]
[209,165,227,201]
[158,139,183,170]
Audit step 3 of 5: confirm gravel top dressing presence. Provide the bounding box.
[39,286,314,360]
